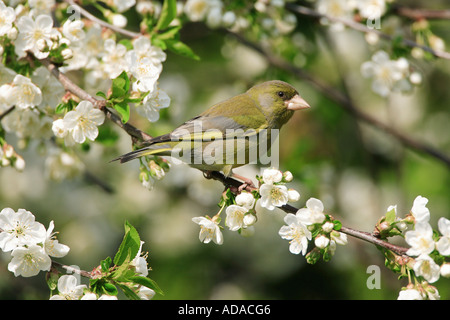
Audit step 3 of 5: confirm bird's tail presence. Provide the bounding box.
[111,146,172,163]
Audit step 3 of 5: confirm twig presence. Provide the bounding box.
[64,0,141,38]
[0,106,15,121]
[208,171,410,256]
[51,261,93,278]
[285,3,450,60]
[395,6,450,20]
[227,31,450,168]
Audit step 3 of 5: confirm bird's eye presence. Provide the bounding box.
[277,91,285,98]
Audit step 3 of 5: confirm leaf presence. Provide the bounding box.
[156,25,181,41]
[113,221,141,266]
[96,91,107,99]
[155,0,177,31]
[113,101,130,124]
[166,40,200,61]
[111,71,130,99]
[385,208,396,224]
[130,275,164,295]
[102,282,118,296]
[100,256,112,273]
[117,283,141,300]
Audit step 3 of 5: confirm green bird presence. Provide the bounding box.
[113,80,310,179]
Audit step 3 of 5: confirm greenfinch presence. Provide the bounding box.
[113,80,310,177]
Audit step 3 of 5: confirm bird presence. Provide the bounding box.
[112,80,310,182]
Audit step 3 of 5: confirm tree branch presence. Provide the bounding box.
[208,171,409,256]
[64,0,142,38]
[285,3,450,60]
[395,6,450,20]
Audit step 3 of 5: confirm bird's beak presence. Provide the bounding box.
[285,94,311,111]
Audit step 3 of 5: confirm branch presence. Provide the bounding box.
[285,3,450,60]
[51,261,93,279]
[64,0,142,38]
[0,106,15,121]
[395,6,450,20]
[208,171,409,256]
[227,31,450,169]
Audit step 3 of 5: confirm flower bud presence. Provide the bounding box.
[243,213,257,227]
[314,235,330,249]
[287,189,300,202]
[440,263,450,278]
[61,48,73,60]
[283,171,293,182]
[149,160,165,180]
[14,156,25,171]
[322,221,334,233]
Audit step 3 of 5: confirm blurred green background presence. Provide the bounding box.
[0,0,449,299]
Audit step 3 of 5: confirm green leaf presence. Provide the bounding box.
[55,103,67,114]
[113,221,141,266]
[117,283,141,300]
[166,40,200,60]
[96,91,107,99]
[100,256,112,273]
[156,25,181,41]
[113,101,130,124]
[130,276,164,295]
[385,208,396,224]
[155,0,177,31]
[111,71,130,99]
[102,282,118,296]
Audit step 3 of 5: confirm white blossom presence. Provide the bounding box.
[296,198,326,225]
[8,245,51,277]
[184,0,211,22]
[279,213,311,255]
[361,50,413,97]
[62,100,105,144]
[15,14,60,59]
[101,39,128,79]
[405,222,435,256]
[0,1,16,37]
[225,205,248,231]
[397,288,424,300]
[436,217,450,256]
[136,85,170,122]
[113,0,136,12]
[259,183,288,210]
[357,0,386,20]
[31,66,64,108]
[131,241,148,276]
[8,74,42,109]
[49,275,87,300]
[192,216,223,245]
[314,235,330,249]
[262,167,282,184]
[128,53,161,93]
[413,254,441,283]
[0,208,46,252]
[44,221,70,258]
[410,195,430,223]
[235,191,255,210]
[316,0,354,31]
[62,19,85,43]
[138,286,156,300]
[28,0,55,16]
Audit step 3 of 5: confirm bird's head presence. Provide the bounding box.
[247,80,310,128]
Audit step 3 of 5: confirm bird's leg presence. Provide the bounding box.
[231,173,256,192]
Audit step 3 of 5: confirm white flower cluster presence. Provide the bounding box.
[0,141,25,171]
[316,0,389,31]
[49,241,154,300]
[279,198,347,256]
[380,195,450,300]
[0,207,69,277]
[361,50,421,97]
[181,0,296,35]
